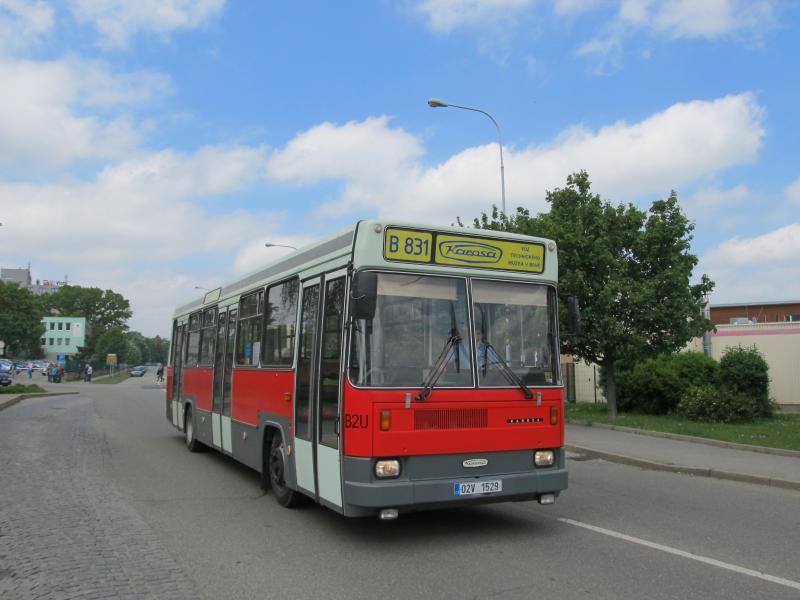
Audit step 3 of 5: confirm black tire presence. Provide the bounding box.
[268,433,302,507]
[184,406,202,453]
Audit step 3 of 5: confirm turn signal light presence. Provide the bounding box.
[550,406,559,425]
[380,409,391,431]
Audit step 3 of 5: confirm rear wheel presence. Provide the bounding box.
[268,433,302,507]
[184,406,201,453]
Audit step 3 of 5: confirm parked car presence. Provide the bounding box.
[0,371,12,386]
[129,366,147,377]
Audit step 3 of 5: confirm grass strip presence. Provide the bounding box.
[91,372,131,384]
[0,383,47,394]
[566,402,800,452]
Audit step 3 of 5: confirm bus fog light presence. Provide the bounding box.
[534,450,555,467]
[379,508,399,520]
[375,459,401,478]
[539,494,555,505]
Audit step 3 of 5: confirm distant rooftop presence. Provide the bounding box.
[710,300,800,309]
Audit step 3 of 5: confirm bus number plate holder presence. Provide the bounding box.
[454,480,502,496]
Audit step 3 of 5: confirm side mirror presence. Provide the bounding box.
[567,296,582,336]
[351,271,377,320]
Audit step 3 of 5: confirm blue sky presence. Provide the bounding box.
[0,0,798,336]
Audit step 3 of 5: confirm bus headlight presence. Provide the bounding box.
[534,450,555,467]
[375,459,401,478]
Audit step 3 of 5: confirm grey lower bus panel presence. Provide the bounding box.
[341,448,567,517]
[193,407,213,446]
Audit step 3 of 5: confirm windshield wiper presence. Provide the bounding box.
[417,302,464,402]
[417,331,462,402]
[483,341,533,399]
[476,304,533,400]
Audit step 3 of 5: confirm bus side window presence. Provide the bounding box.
[263,278,299,366]
[186,312,201,366]
[236,290,264,366]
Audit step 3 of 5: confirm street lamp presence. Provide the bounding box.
[264,242,297,250]
[427,98,507,214]
[194,286,210,291]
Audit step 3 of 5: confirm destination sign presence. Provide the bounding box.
[383,227,545,274]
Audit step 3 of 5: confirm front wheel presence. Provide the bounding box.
[268,433,302,508]
[184,406,202,453]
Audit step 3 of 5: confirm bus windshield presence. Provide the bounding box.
[349,273,473,388]
[472,279,557,387]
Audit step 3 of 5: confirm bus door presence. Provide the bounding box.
[294,279,320,497]
[316,272,346,508]
[172,323,186,428]
[294,272,346,509]
[212,308,237,453]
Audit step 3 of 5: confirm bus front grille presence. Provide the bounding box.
[414,408,488,430]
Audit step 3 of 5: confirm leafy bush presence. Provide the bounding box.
[719,345,772,417]
[0,383,46,394]
[616,352,719,415]
[677,385,761,423]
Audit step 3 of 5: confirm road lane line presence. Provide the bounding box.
[558,518,800,592]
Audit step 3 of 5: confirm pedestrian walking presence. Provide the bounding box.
[156,364,164,383]
[86,364,93,382]
[27,361,33,379]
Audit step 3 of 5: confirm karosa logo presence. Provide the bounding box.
[438,241,503,264]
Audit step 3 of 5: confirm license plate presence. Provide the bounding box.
[454,480,502,496]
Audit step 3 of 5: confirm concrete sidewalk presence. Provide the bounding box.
[566,423,800,491]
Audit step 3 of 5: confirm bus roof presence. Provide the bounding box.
[173,220,557,318]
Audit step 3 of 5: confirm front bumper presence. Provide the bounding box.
[341,449,567,517]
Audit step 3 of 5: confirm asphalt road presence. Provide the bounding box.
[1,379,798,600]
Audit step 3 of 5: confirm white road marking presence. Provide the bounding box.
[559,518,800,592]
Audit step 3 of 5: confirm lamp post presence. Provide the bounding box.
[428,98,506,214]
[264,242,297,250]
[194,286,209,291]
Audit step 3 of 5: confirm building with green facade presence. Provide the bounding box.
[41,317,87,360]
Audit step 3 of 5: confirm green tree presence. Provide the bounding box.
[0,282,45,358]
[470,171,714,419]
[124,340,142,366]
[125,331,149,363]
[94,327,127,363]
[45,285,132,356]
[145,335,169,364]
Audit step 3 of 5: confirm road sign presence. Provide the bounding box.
[106,353,117,365]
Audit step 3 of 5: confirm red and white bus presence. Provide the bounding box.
[166,221,575,519]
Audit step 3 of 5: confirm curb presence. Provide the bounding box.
[567,419,800,459]
[0,392,80,412]
[565,444,800,492]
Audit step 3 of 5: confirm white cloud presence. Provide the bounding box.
[69,0,226,48]
[642,0,776,40]
[553,0,605,16]
[265,94,763,225]
[580,1,777,73]
[0,0,54,54]
[785,177,800,205]
[699,223,800,303]
[267,116,422,185]
[415,0,533,33]
[0,145,275,334]
[0,57,171,171]
[683,184,752,229]
[703,224,800,268]
[232,235,316,276]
